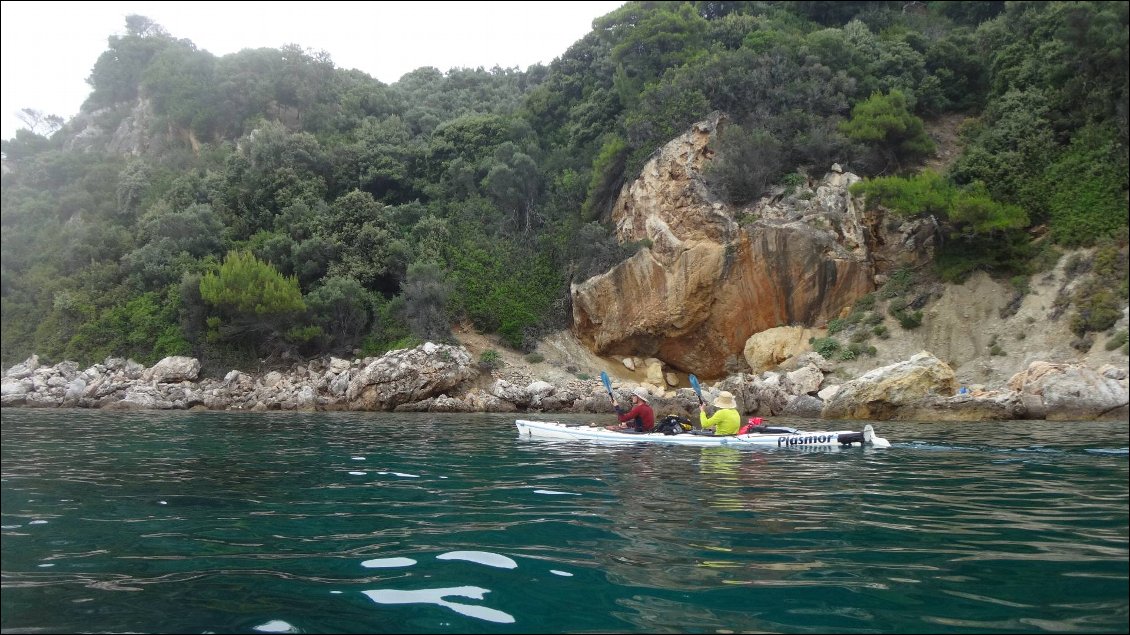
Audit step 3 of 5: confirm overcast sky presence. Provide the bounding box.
[0,0,624,140]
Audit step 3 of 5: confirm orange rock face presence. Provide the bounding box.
[571,112,935,379]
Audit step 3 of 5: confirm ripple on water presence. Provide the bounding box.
[361,586,515,624]
[1085,447,1129,455]
[360,557,417,568]
[435,551,517,569]
[253,619,297,633]
[1,410,1125,634]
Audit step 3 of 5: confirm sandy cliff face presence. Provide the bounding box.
[833,261,1130,389]
[570,112,936,379]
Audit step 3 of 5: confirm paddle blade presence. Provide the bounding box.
[689,374,704,403]
[600,371,615,404]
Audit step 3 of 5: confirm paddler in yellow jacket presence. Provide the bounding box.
[697,390,741,436]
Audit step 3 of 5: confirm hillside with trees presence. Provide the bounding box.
[2,1,1127,377]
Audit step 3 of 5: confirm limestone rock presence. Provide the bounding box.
[143,356,201,383]
[571,112,937,378]
[346,343,476,411]
[745,327,825,372]
[1007,361,1129,420]
[822,351,957,420]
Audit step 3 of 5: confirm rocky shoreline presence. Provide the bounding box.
[3,343,1127,421]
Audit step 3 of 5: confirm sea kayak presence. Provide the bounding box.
[515,419,891,449]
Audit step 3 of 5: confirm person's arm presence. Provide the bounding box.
[613,395,632,415]
[619,404,644,423]
[699,408,716,429]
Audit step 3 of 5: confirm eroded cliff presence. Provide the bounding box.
[571,112,937,378]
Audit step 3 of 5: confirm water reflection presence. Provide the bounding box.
[362,586,515,624]
[2,411,1126,634]
[697,446,748,512]
[360,557,416,568]
[253,619,298,633]
[435,551,517,569]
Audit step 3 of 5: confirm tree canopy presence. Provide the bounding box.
[2,2,1126,369]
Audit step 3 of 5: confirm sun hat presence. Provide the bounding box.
[631,387,650,403]
[713,390,737,409]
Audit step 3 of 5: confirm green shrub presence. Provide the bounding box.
[360,335,422,357]
[449,237,561,350]
[1009,275,1031,296]
[286,325,323,344]
[839,90,935,170]
[948,184,1028,236]
[1105,330,1128,351]
[854,294,877,312]
[851,170,954,218]
[1070,290,1123,336]
[827,318,847,335]
[582,134,628,222]
[935,222,1035,283]
[1044,124,1129,247]
[854,172,1034,282]
[1029,242,1062,274]
[525,352,545,363]
[62,289,188,366]
[781,172,806,188]
[812,337,840,358]
[478,349,503,371]
[200,250,304,316]
[886,289,925,330]
[306,276,373,351]
[896,310,923,329]
[1092,239,1130,301]
[1064,253,1089,277]
[403,262,453,344]
[880,268,915,299]
[360,295,418,357]
[704,123,785,204]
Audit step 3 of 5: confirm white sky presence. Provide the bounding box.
[0,0,624,140]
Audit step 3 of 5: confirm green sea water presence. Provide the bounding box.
[2,409,1127,634]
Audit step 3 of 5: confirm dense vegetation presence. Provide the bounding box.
[2,2,1127,374]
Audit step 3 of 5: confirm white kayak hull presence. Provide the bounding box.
[515,419,891,449]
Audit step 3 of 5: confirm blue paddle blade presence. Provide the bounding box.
[600,371,615,404]
[689,374,703,402]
